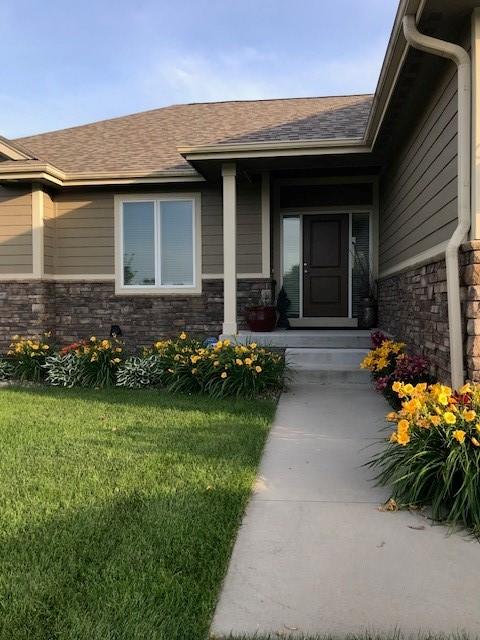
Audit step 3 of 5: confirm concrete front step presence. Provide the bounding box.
[286,347,370,385]
[287,347,368,368]
[224,329,372,350]
[292,368,371,384]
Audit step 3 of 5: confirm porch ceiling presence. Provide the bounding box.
[186,152,383,181]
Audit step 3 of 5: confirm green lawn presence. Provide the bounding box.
[0,386,275,640]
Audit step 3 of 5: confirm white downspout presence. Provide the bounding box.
[402,14,471,389]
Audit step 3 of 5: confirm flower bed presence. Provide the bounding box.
[369,381,480,534]
[0,332,286,399]
[360,330,432,407]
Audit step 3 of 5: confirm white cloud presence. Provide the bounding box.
[139,40,385,109]
[141,49,278,104]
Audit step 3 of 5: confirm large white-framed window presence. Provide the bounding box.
[114,193,202,295]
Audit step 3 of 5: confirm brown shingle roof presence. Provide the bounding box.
[13,95,373,175]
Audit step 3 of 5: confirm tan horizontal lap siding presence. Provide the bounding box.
[55,192,114,275]
[0,186,32,272]
[379,63,458,274]
[201,180,263,274]
[50,181,263,277]
[237,182,262,273]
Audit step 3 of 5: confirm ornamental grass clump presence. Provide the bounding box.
[369,380,480,533]
[7,333,53,382]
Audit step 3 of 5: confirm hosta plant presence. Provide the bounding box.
[116,355,164,389]
[54,336,124,388]
[44,352,85,388]
[7,333,53,382]
[369,380,480,533]
[0,359,13,381]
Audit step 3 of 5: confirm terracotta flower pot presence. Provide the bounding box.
[245,306,277,332]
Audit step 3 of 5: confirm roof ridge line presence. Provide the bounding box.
[14,94,374,142]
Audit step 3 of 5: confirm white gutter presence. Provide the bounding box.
[403,14,471,388]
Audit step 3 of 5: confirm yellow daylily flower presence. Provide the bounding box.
[463,410,476,423]
[443,412,456,425]
[397,431,411,446]
[459,383,472,395]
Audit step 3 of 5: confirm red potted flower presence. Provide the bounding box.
[245,289,277,332]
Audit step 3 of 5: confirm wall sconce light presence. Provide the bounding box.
[110,324,122,337]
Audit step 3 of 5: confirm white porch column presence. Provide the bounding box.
[222,163,237,335]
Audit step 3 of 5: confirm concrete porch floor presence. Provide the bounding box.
[210,352,480,638]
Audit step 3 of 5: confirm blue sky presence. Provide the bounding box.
[1,0,398,138]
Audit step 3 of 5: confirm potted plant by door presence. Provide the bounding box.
[353,244,378,329]
[245,289,277,332]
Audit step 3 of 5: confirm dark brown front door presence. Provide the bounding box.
[303,214,349,317]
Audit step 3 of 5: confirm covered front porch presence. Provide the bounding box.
[217,163,380,335]
[180,135,383,336]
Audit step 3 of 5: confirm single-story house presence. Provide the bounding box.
[0,0,479,386]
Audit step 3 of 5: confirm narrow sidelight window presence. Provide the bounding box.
[282,216,300,317]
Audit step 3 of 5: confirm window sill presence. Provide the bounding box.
[115,284,203,296]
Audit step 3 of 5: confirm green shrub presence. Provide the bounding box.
[368,380,480,534]
[7,333,53,382]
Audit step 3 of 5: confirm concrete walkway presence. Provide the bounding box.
[211,360,480,638]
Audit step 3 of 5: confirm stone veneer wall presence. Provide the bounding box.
[0,281,55,350]
[378,257,452,382]
[461,241,480,382]
[378,241,480,383]
[0,279,272,351]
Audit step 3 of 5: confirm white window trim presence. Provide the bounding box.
[114,193,202,295]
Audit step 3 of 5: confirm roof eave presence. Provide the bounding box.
[179,138,370,161]
[363,0,426,146]
[0,137,36,161]
[0,163,205,187]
